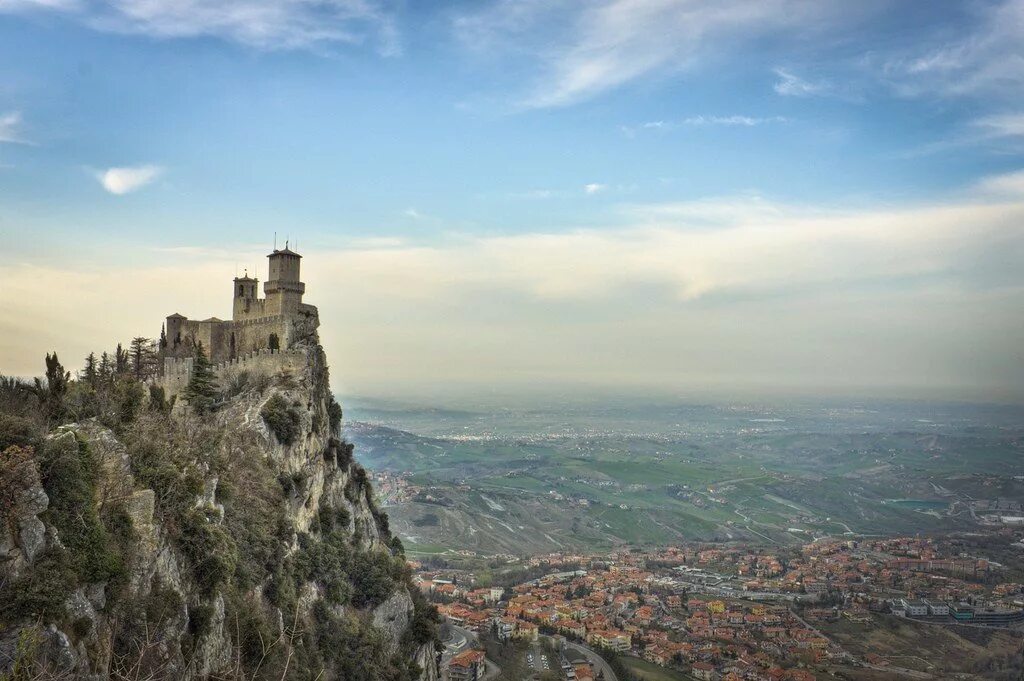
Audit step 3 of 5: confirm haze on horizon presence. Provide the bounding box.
[1,1,1023,403]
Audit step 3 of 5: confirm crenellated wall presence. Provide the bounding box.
[158,349,306,406]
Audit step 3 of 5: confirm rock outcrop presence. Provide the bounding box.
[0,337,439,680]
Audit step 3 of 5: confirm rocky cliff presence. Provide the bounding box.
[0,339,440,680]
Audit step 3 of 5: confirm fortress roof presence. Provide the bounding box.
[234,274,257,282]
[269,247,301,258]
[167,313,186,319]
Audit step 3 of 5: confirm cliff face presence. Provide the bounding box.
[0,340,440,680]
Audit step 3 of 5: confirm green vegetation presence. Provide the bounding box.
[621,656,692,681]
[261,394,302,445]
[1,348,435,680]
[182,342,218,414]
[0,547,77,623]
[39,435,128,584]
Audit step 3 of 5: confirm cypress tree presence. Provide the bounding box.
[114,343,129,375]
[98,352,112,383]
[183,342,218,414]
[83,352,98,386]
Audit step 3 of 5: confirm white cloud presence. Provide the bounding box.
[772,68,827,97]
[1,0,398,53]
[622,114,788,136]
[974,169,1024,196]
[3,183,1023,397]
[456,0,861,108]
[0,0,77,10]
[682,115,787,126]
[972,113,1024,140]
[0,111,30,144]
[877,0,1024,99]
[96,165,163,195]
[583,183,607,195]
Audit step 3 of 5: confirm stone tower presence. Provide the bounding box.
[232,272,260,320]
[161,244,317,364]
[264,247,305,316]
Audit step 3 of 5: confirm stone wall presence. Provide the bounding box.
[158,349,305,407]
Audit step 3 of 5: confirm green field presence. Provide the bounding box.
[345,410,1024,555]
[621,656,694,681]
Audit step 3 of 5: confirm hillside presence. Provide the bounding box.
[0,339,440,679]
[343,402,1024,556]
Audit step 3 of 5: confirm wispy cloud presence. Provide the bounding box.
[455,1,864,109]
[583,183,607,195]
[893,111,1024,158]
[96,164,163,195]
[772,68,828,97]
[974,169,1024,197]
[0,0,78,11]
[622,114,788,137]
[0,0,399,53]
[972,113,1024,141]
[875,0,1024,100]
[0,111,31,144]
[7,181,1023,395]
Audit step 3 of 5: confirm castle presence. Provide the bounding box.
[162,245,319,364]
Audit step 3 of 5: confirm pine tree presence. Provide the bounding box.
[129,336,158,380]
[98,352,112,383]
[83,352,98,386]
[115,343,129,375]
[159,323,168,350]
[33,352,69,419]
[183,342,218,414]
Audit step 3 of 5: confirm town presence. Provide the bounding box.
[413,532,1024,681]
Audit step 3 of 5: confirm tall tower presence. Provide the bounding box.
[264,245,305,315]
[232,271,259,320]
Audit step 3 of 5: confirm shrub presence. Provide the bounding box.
[143,575,184,624]
[1,445,40,532]
[293,530,353,607]
[260,395,301,446]
[317,504,351,534]
[0,414,41,451]
[327,398,343,435]
[39,435,126,585]
[221,454,289,593]
[148,385,168,412]
[0,546,76,622]
[177,508,237,595]
[348,550,403,609]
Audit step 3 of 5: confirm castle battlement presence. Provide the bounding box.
[161,245,318,366]
[210,347,305,373]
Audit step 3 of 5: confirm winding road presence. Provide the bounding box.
[563,641,619,681]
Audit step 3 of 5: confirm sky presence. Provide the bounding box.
[1,0,1023,402]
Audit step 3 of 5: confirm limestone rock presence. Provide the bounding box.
[373,587,414,656]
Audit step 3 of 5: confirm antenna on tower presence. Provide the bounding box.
[274,232,277,250]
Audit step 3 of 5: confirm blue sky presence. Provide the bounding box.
[1,0,1023,400]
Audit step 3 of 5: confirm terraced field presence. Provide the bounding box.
[343,398,1024,555]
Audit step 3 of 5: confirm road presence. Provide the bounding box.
[563,641,618,681]
[443,624,501,681]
